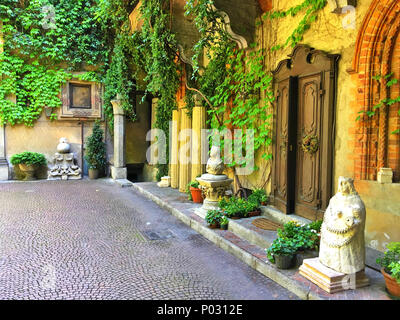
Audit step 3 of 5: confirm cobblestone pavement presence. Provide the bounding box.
[0,179,297,300]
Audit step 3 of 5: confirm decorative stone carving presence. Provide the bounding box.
[299,177,370,293]
[319,177,366,274]
[157,176,171,188]
[48,138,81,180]
[206,146,225,175]
[195,146,233,218]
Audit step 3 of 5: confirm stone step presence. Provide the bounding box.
[129,182,389,300]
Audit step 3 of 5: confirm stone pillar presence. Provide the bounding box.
[178,105,191,192]
[170,109,180,189]
[191,96,206,180]
[110,97,127,180]
[0,21,9,180]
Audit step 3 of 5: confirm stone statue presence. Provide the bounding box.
[48,138,81,180]
[319,177,366,274]
[206,146,224,175]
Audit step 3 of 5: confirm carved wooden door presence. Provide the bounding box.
[295,74,323,220]
[274,77,297,214]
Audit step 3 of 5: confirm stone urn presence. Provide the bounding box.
[56,138,71,154]
[195,146,233,218]
[19,163,37,181]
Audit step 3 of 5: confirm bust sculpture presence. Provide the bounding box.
[206,146,224,175]
[319,177,366,274]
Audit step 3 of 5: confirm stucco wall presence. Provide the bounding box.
[245,0,399,251]
[5,113,109,178]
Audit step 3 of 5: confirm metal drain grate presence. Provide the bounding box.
[142,229,175,241]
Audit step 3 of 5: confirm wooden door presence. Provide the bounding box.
[294,74,323,220]
[274,77,298,214]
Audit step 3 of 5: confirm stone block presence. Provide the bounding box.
[299,258,369,294]
[0,163,8,180]
[377,168,393,184]
[111,166,127,180]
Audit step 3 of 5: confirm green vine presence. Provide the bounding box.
[356,73,400,134]
[0,0,107,126]
[262,0,328,51]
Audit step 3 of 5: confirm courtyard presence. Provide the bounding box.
[0,179,296,300]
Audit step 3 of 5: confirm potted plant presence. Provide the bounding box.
[246,200,261,217]
[220,215,229,230]
[377,242,400,298]
[248,188,269,206]
[266,238,298,269]
[186,180,203,203]
[10,151,47,180]
[205,210,222,229]
[84,122,106,179]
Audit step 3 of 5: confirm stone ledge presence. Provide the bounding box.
[129,182,390,300]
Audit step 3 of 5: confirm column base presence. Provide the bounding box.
[0,159,9,181]
[195,199,219,219]
[111,166,127,180]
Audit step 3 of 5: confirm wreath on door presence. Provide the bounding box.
[301,134,319,154]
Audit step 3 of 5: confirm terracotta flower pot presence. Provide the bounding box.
[19,163,36,181]
[208,223,220,229]
[381,268,400,298]
[88,168,99,179]
[190,187,203,203]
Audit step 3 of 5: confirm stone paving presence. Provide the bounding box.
[0,179,297,300]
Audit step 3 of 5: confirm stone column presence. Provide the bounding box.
[191,96,206,180]
[170,109,180,189]
[0,21,9,180]
[178,105,191,192]
[110,97,127,180]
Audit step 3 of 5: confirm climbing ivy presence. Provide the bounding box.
[262,0,328,51]
[356,73,400,134]
[0,0,107,126]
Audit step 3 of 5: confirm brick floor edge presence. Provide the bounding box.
[130,182,391,301]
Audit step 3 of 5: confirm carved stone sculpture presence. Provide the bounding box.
[48,138,81,180]
[206,146,225,175]
[319,177,366,274]
[195,146,233,219]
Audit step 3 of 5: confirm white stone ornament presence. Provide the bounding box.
[319,177,366,274]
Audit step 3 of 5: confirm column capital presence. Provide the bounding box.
[111,96,125,116]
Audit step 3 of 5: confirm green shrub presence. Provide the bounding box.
[84,122,107,170]
[218,196,259,218]
[377,242,400,284]
[10,151,47,166]
[277,220,321,251]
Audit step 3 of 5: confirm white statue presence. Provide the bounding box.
[319,177,366,274]
[206,146,224,175]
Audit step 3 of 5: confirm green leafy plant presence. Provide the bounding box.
[205,209,223,226]
[356,73,400,134]
[377,242,400,284]
[277,220,321,251]
[220,215,229,227]
[266,238,298,264]
[84,122,107,170]
[248,188,268,206]
[10,151,47,166]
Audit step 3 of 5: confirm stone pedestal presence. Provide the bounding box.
[111,97,127,180]
[377,167,393,184]
[195,174,233,219]
[157,176,171,188]
[299,258,370,294]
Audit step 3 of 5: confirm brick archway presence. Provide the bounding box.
[348,0,400,181]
